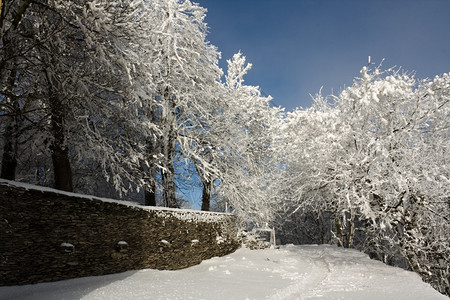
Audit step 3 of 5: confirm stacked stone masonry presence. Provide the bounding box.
[0,180,240,286]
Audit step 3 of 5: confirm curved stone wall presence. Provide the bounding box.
[0,180,240,285]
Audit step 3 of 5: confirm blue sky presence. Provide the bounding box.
[196,0,450,111]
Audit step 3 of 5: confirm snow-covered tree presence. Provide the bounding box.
[209,52,283,226]
[1,0,160,194]
[144,0,222,207]
[0,0,48,181]
[276,65,449,294]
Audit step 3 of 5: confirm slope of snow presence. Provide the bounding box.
[0,245,446,300]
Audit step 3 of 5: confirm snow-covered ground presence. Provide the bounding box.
[1,245,446,300]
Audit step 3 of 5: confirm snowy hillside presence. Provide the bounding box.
[1,245,446,300]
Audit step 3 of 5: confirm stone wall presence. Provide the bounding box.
[0,180,240,286]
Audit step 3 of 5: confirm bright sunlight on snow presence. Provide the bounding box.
[0,245,446,300]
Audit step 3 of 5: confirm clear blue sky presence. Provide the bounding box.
[196,0,450,111]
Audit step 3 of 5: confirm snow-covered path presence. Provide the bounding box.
[0,245,446,300]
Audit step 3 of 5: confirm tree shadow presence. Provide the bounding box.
[0,270,138,300]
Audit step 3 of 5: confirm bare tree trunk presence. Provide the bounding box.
[201,178,212,211]
[346,211,355,248]
[335,213,344,247]
[1,121,18,180]
[144,179,156,206]
[161,168,177,208]
[161,121,177,207]
[160,91,178,208]
[143,108,159,206]
[49,95,73,192]
[144,189,156,206]
[193,153,214,212]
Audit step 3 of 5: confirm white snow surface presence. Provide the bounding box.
[1,245,446,300]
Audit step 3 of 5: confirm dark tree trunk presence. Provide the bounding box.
[346,210,355,249]
[161,93,178,208]
[201,179,212,211]
[144,131,158,206]
[51,143,73,192]
[144,183,156,206]
[50,96,73,192]
[194,156,214,212]
[1,123,17,180]
[335,213,344,247]
[161,167,178,208]
[161,129,178,207]
[0,66,19,181]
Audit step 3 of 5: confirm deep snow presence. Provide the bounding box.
[1,245,446,300]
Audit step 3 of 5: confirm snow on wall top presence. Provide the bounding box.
[0,179,232,223]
